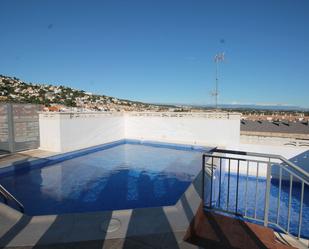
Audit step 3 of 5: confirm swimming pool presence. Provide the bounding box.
[0,140,205,215]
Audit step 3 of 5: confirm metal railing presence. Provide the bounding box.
[0,184,24,213]
[39,111,241,120]
[126,111,241,119]
[202,148,309,246]
[0,103,41,153]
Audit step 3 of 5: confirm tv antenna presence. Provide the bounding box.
[212,52,225,109]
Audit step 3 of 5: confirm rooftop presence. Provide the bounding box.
[241,120,309,135]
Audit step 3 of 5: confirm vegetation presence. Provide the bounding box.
[0,74,173,111]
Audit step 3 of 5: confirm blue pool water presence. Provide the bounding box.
[0,141,204,215]
[213,174,309,238]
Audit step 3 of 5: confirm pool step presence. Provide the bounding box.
[184,205,298,249]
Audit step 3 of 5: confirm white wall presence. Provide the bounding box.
[39,114,62,152]
[39,113,125,152]
[39,112,241,152]
[125,115,240,146]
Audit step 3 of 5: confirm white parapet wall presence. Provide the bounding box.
[39,112,125,152]
[125,112,241,146]
[39,112,241,152]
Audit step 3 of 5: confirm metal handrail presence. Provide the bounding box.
[0,184,24,213]
[210,148,309,180]
[203,148,309,247]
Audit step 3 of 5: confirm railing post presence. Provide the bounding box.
[202,155,205,208]
[218,158,222,207]
[7,103,16,153]
[210,157,214,208]
[235,160,240,214]
[264,158,271,227]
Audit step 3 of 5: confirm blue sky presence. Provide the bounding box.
[0,0,308,107]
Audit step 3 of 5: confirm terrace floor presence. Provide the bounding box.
[0,150,57,170]
[184,205,302,249]
[0,204,304,249]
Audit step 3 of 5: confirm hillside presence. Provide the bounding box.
[0,75,171,112]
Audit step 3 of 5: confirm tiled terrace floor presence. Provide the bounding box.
[0,150,57,169]
[0,205,302,249]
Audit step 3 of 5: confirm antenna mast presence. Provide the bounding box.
[213,53,224,109]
